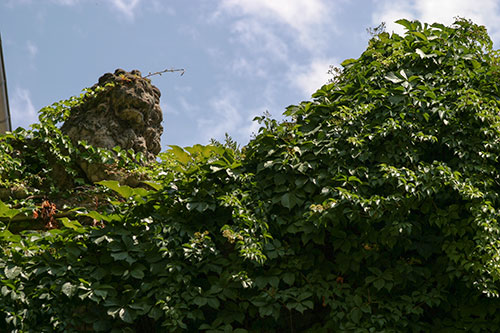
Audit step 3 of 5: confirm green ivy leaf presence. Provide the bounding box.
[341,58,357,67]
[0,201,20,219]
[97,180,152,199]
[281,192,297,209]
[111,252,129,261]
[351,307,362,324]
[119,307,134,323]
[410,31,428,41]
[194,297,208,307]
[4,265,22,279]
[207,297,220,309]
[384,72,404,84]
[353,295,363,307]
[373,279,385,290]
[282,272,295,286]
[168,145,191,164]
[130,265,145,279]
[79,211,121,222]
[60,217,84,231]
[395,18,412,30]
[61,282,77,298]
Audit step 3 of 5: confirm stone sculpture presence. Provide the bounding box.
[61,68,163,162]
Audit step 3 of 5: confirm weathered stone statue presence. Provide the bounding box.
[1,69,165,203]
[61,68,163,162]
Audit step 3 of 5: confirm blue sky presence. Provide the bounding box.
[2,0,500,148]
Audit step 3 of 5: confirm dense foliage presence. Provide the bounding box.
[2,18,500,331]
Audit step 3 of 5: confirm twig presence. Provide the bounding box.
[144,68,185,78]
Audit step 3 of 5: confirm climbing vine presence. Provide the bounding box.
[2,18,500,332]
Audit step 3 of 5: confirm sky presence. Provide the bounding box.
[1,0,500,149]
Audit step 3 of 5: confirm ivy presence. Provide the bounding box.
[2,18,500,331]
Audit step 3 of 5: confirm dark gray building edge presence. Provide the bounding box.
[0,33,12,134]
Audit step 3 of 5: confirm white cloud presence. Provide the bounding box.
[26,40,38,58]
[108,0,141,20]
[6,0,144,21]
[196,87,277,144]
[231,57,267,78]
[289,58,338,98]
[220,0,326,28]
[173,85,192,94]
[161,101,178,116]
[198,91,243,142]
[415,0,499,26]
[178,96,199,116]
[7,0,81,6]
[372,1,415,35]
[10,87,37,129]
[147,0,175,15]
[4,0,32,7]
[213,0,345,100]
[231,18,289,61]
[216,0,339,55]
[416,0,500,43]
[178,24,200,41]
[219,0,330,46]
[51,0,80,5]
[372,0,500,42]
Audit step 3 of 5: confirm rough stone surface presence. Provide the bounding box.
[61,69,163,162]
